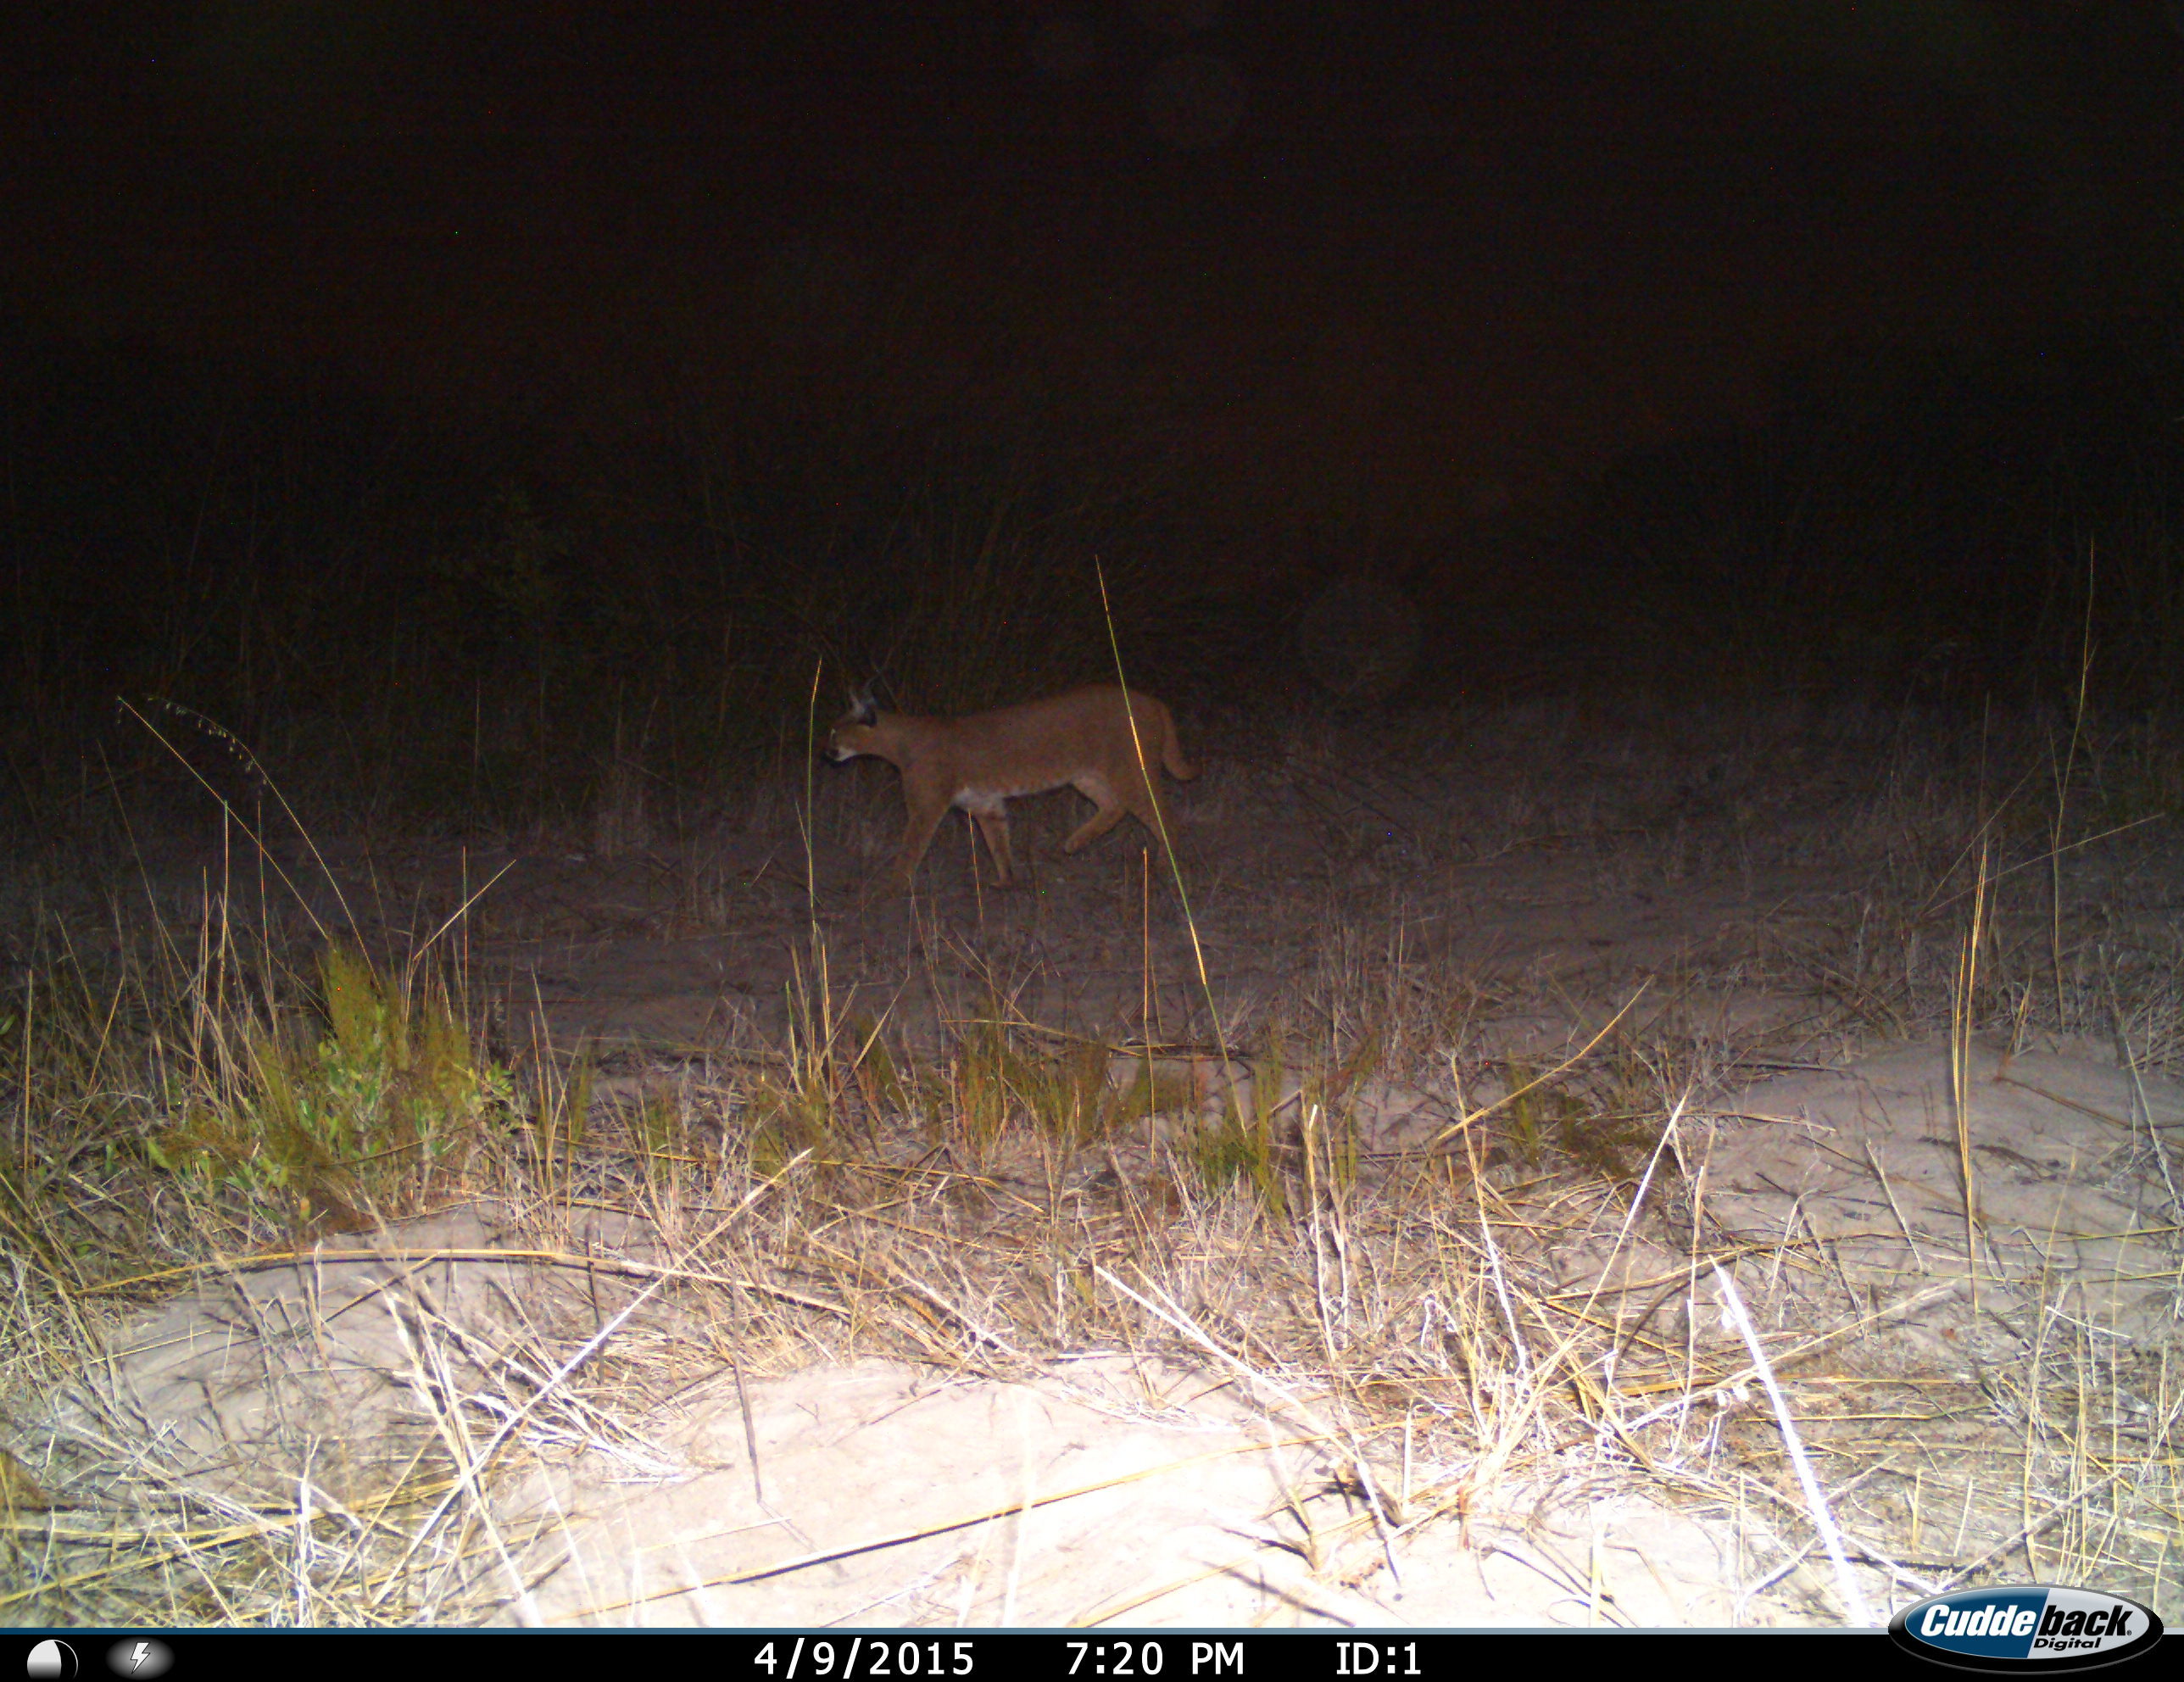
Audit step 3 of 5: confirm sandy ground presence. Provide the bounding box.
[16,702,2183,1626]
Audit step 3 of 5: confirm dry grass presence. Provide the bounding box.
[0,695,2178,1626]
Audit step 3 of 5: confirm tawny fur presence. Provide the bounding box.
[823,685,1196,888]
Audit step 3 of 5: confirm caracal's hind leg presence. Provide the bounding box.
[1118,765,1180,861]
[1137,770,1179,849]
[970,805,1017,884]
[1063,774,1130,854]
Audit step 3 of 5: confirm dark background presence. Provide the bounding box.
[8,3,2184,822]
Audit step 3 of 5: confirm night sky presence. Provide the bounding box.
[7,3,2182,554]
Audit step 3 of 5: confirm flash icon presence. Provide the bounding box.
[102,1642,168,1679]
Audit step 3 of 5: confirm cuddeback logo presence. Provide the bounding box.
[1888,1585,2164,1671]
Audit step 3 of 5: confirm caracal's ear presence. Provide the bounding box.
[848,688,879,726]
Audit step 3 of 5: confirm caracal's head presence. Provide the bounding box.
[822,691,883,763]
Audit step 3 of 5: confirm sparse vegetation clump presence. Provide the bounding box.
[148,947,517,1228]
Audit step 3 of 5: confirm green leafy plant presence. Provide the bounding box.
[150,947,514,1222]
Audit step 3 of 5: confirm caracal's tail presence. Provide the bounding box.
[1161,704,1198,781]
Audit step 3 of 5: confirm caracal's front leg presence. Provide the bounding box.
[891,792,952,890]
[971,807,1017,884]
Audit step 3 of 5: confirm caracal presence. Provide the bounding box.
[823,685,1196,888]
